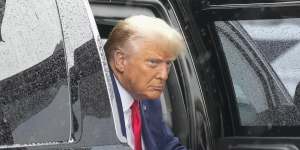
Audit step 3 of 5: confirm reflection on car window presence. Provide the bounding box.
[216,23,268,125]
[0,0,70,146]
[215,20,300,129]
[240,19,300,98]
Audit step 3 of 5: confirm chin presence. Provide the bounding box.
[147,97,160,101]
[144,93,161,100]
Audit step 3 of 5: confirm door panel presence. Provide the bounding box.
[188,1,300,149]
[0,0,70,146]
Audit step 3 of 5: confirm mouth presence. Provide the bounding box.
[150,85,164,91]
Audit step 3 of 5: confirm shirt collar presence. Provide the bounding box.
[114,75,134,112]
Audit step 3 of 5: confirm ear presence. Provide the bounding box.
[113,49,126,73]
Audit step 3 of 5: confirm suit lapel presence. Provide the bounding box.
[110,72,127,137]
[140,100,160,150]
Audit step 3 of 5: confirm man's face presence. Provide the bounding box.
[118,38,176,100]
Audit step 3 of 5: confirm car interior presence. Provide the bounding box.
[91,2,189,146]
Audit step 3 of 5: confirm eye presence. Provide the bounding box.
[166,61,172,67]
[147,59,159,68]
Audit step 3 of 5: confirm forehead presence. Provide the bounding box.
[127,37,176,60]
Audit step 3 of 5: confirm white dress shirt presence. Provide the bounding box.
[114,76,145,150]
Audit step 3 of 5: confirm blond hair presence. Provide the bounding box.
[104,15,184,61]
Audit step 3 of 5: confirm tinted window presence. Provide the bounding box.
[215,20,300,136]
[216,26,268,125]
[56,0,125,147]
[0,0,70,146]
[240,19,300,98]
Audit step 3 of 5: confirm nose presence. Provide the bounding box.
[157,63,169,81]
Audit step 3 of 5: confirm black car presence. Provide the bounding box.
[1,0,300,149]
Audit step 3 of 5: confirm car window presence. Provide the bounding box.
[0,0,70,146]
[216,28,268,125]
[56,0,126,147]
[240,19,300,99]
[215,20,300,136]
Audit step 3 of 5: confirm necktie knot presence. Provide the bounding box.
[131,100,140,111]
[131,100,142,150]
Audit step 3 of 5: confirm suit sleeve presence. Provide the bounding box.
[161,120,187,150]
[143,99,188,150]
[156,100,187,150]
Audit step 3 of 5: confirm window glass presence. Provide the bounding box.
[216,29,268,125]
[68,39,122,146]
[240,19,300,98]
[215,20,300,130]
[57,0,127,146]
[0,0,70,146]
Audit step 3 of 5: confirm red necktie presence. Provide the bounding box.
[131,100,142,150]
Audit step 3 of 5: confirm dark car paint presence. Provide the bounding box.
[0,0,240,149]
[0,0,120,149]
[2,0,300,149]
[187,0,300,150]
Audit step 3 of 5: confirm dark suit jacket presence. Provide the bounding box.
[111,75,187,150]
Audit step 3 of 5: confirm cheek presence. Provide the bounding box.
[124,66,146,87]
[125,60,157,89]
[128,62,152,79]
[139,69,157,85]
[133,72,150,88]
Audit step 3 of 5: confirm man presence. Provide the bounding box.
[104,15,186,150]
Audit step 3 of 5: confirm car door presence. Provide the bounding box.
[0,0,127,149]
[0,0,72,147]
[176,0,300,149]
